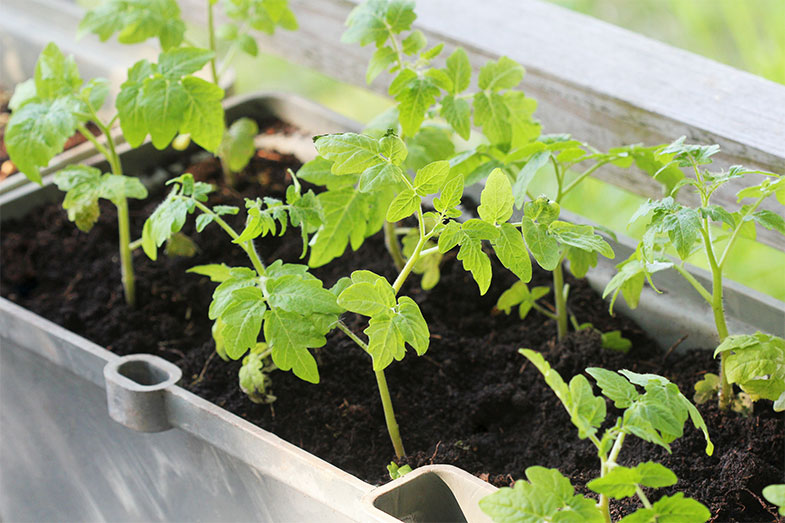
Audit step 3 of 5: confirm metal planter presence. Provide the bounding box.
[1,93,783,522]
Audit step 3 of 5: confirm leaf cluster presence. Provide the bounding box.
[479,350,713,522]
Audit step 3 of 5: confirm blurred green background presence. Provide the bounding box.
[226,0,785,301]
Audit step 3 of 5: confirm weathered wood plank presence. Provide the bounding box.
[181,0,785,249]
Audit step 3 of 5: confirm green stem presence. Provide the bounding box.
[553,260,568,340]
[672,264,713,304]
[635,486,653,510]
[532,302,558,321]
[597,431,626,521]
[391,208,428,293]
[192,200,266,275]
[717,193,767,268]
[385,220,406,271]
[84,116,135,307]
[337,322,405,458]
[207,0,219,85]
[560,160,611,199]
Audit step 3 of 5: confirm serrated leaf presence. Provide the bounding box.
[587,466,639,499]
[208,267,258,319]
[314,133,382,174]
[717,333,785,402]
[493,223,532,282]
[433,174,464,215]
[586,367,640,408]
[180,76,225,152]
[386,188,420,221]
[337,280,395,317]
[662,207,702,259]
[414,160,450,195]
[444,47,471,94]
[264,308,322,383]
[158,47,214,78]
[474,91,510,146]
[521,217,560,271]
[78,0,185,50]
[6,97,84,184]
[549,221,614,258]
[700,205,735,229]
[402,29,426,55]
[266,274,343,315]
[392,296,429,355]
[221,287,267,359]
[143,75,188,148]
[505,91,540,148]
[458,238,492,295]
[619,493,710,523]
[478,56,523,91]
[309,188,370,267]
[440,95,471,140]
[367,46,397,84]
[395,77,440,137]
[34,42,82,100]
[405,126,455,172]
[365,317,405,371]
[752,210,785,235]
[187,263,233,282]
[569,374,606,439]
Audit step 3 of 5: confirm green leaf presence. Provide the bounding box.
[386,188,420,222]
[208,267,258,319]
[478,56,524,91]
[266,274,343,315]
[693,373,719,405]
[78,0,185,50]
[180,76,225,152]
[34,43,82,100]
[458,238,492,295]
[433,174,464,216]
[440,95,471,140]
[365,317,405,371]
[586,367,640,408]
[565,246,597,279]
[6,97,84,184]
[700,205,735,229]
[219,117,259,172]
[569,374,606,439]
[187,263,233,282]
[314,133,382,175]
[762,484,785,516]
[588,462,676,500]
[402,29,426,54]
[521,217,560,271]
[220,287,267,359]
[405,126,455,172]
[548,221,614,258]
[143,74,188,148]
[387,462,413,480]
[512,151,550,209]
[473,91,510,146]
[395,77,440,137]
[337,278,395,317]
[367,46,397,84]
[309,188,370,267]
[716,333,785,403]
[479,466,603,523]
[496,282,548,319]
[237,34,259,56]
[239,343,275,404]
[158,47,214,78]
[444,47,471,94]
[216,23,239,40]
[80,78,110,112]
[504,91,540,149]
[392,296,429,355]
[478,168,514,224]
[662,207,702,259]
[414,160,450,196]
[8,79,36,111]
[264,308,322,383]
[752,210,785,235]
[601,330,632,353]
[618,493,710,523]
[520,350,570,406]
[492,223,532,283]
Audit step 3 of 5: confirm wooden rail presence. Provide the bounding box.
[182,0,785,249]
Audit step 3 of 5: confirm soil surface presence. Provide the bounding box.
[1,128,782,522]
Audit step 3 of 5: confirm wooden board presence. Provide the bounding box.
[182,0,785,249]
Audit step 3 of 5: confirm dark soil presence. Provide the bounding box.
[1,132,782,522]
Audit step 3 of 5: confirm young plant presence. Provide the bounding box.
[763,484,785,516]
[330,0,540,271]
[79,0,298,181]
[603,137,785,410]
[479,349,713,523]
[493,135,643,342]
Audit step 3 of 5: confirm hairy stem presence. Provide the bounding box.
[560,160,611,199]
[597,431,626,521]
[192,200,266,275]
[83,118,135,307]
[337,321,405,457]
[385,220,406,271]
[553,260,568,340]
[701,222,731,409]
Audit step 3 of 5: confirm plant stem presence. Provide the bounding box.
[337,321,406,458]
[82,119,136,307]
[192,200,266,274]
[672,264,713,304]
[597,431,626,521]
[553,260,568,340]
[385,220,406,271]
[207,0,219,85]
[560,160,610,199]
